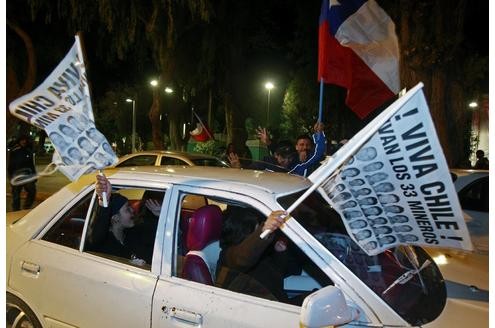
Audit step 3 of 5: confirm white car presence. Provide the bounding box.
[115,150,229,168]
[451,169,489,253]
[6,167,487,327]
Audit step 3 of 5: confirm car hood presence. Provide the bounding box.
[424,247,488,327]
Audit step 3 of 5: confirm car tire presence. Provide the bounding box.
[6,293,42,328]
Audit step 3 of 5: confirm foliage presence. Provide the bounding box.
[192,140,218,156]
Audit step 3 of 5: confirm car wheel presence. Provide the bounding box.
[6,293,42,328]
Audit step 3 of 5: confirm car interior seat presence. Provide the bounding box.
[181,204,223,285]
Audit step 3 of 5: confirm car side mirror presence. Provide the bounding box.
[300,285,359,328]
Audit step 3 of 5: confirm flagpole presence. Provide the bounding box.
[318,78,324,122]
[192,109,214,140]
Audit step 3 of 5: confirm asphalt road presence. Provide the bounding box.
[6,164,71,212]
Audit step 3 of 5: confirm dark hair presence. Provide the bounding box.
[110,194,128,217]
[220,206,263,249]
[296,135,313,144]
[17,134,29,142]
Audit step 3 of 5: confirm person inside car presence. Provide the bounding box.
[215,207,303,304]
[86,174,162,265]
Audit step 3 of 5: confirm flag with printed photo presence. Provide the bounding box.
[9,35,118,182]
[306,83,472,255]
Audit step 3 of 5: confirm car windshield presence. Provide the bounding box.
[278,190,447,326]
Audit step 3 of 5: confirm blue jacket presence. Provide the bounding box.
[288,131,326,177]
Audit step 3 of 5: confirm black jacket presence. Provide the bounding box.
[8,145,36,178]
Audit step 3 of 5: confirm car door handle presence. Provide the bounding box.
[21,261,40,277]
[170,307,202,326]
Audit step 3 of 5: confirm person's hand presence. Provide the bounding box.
[95,174,111,206]
[130,255,146,266]
[313,121,324,133]
[228,153,241,168]
[145,199,162,217]
[256,127,271,146]
[262,210,287,234]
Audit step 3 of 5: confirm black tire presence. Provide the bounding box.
[6,293,43,328]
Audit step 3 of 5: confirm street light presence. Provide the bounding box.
[150,79,158,87]
[264,81,274,126]
[126,98,136,153]
[469,101,478,108]
[164,87,174,94]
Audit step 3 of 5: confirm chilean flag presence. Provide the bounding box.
[318,0,400,119]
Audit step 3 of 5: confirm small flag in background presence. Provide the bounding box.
[318,0,400,119]
[190,110,214,142]
[9,35,118,183]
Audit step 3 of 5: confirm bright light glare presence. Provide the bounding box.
[165,87,174,94]
[126,98,133,103]
[150,80,159,87]
[469,101,478,108]
[432,254,448,265]
[265,82,274,90]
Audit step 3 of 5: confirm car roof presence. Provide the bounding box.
[77,166,311,196]
[450,168,489,190]
[118,150,221,160]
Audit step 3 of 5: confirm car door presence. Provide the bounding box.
[152,186,302,327]
[9,184,167,328]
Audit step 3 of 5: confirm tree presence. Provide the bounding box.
[389,0,488,167]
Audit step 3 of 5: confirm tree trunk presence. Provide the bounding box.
[149,89,164,149]
[6,20,37,139]
[224,93,234,144]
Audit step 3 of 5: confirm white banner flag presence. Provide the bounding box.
[307,83,472,255]
[9,35,117,182]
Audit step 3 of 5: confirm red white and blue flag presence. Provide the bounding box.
[318,0,400,119]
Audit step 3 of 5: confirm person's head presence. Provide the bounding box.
[102,142,114,155]
[220,206,263,249]
[78,137,95,153]
[87,127,104,142]
[274,144,298,168]
[17,135,30,147]
[60,124,78,139]
[67,116,84,131]
[476,150,485,159]
[110,194,135,228]
[68,147,83,160]
[295,135,313,160]
[226,143,236,153]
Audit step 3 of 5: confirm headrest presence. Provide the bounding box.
[186,205,222,251]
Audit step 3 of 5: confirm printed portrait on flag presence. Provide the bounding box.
[9,35,117,182]
[304,84,472,255]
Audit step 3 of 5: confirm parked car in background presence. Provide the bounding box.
[450,168,489,253]
[6,167,487,327]
[115,150,229,168]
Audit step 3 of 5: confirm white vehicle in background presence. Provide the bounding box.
[115,150,229,168]
[450,169,489,253]
[6,167,487,327]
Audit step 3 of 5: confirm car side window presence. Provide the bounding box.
[42,192,93,249]
[173,193,328,306]
[118,155,157,167]
[161,156,188,166]
[84,187,166,270]
[458,176,489,212]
